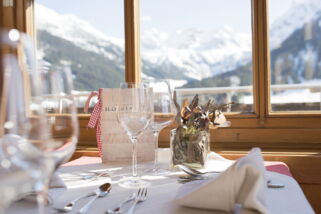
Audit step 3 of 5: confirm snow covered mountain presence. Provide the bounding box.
[35,3,251,87]
[140,26,251,80]
[36,4,123,62]
[35,0,321,91]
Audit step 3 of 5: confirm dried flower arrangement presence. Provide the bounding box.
[170,92,232,168]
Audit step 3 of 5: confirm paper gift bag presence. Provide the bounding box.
[84,88,154,164]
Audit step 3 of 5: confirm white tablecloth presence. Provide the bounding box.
[7,149,315,214]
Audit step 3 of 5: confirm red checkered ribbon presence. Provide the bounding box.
[84,90,101,128]
[83,91,98,114]
[84,89,103,156]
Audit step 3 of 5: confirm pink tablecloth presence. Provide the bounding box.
[265,161,293,177]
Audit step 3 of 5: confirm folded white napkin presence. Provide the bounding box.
[174,148,268,214]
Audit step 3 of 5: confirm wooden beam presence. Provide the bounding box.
[124,0,140,83]
[0,36,4,136]
[252,0,270,125]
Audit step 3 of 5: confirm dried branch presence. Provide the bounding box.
[173,94,232,132]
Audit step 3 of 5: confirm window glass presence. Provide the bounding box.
[140,0,253,113]
[35,0,125,112]
[269,0,321,112]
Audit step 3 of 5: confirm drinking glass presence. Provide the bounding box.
[31,62,78,213]
[117,82,153,188]
[142,80,176,174]
[0,29,53,213]
[0,29,78,213]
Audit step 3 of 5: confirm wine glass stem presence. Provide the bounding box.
[131,136,138,177]
[37,188,48,214]
[36,169,52,214]
[153,130,159,170]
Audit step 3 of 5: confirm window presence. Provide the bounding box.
[140,0,254,113]
[35,0,125,113]
[1,0,321,151]
[269,0,321,112]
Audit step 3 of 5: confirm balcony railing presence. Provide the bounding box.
[70,82,321,113]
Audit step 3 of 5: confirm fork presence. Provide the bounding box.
[125,188,147,214]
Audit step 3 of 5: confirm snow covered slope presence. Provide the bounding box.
[35,0,321,83]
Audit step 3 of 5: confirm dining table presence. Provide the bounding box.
[6,149,315,214]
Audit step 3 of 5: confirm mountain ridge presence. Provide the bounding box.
[35,1,321,92]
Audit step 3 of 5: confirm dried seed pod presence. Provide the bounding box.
[193,106,202,113]
[188,94,199,111]
[182,106,192,120]
[181,99,190,117]
[203,99,212,112]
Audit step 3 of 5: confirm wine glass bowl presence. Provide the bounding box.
[118,110,152,137]
[38,64,78,168]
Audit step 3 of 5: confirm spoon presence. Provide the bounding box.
[177,164,219,177]
[78,183,112,214]
[55,183,111,212]
[106,192,136,214]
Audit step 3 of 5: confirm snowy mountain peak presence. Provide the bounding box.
[35,3,123,58]
[139,25,252,80]
[36,4,107,42]
[36,1,321,84]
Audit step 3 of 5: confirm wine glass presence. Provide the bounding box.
[32,62,78,213]
[0,29,55,213]
[0,29,78,213]
[117,82,153,188]
[142,79,176,174]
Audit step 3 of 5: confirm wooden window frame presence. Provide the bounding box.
[0,0,33,135]
[147,0,321,152]
[1,0,321,152]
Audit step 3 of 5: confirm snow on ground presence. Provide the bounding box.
[242,81,321,104]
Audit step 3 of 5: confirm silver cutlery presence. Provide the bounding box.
[177,164,219,177]
[125,188,147,214]
[267,179,285,188]
[106,192,136,214]
[177,176,209,183]
[72,171,110,180]
[81,172,110,180]
[77,183,112,214]
[54,183,111,212]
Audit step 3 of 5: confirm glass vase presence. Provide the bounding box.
[170,129,210,169]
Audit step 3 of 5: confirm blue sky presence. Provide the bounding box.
[37,0,293,38]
